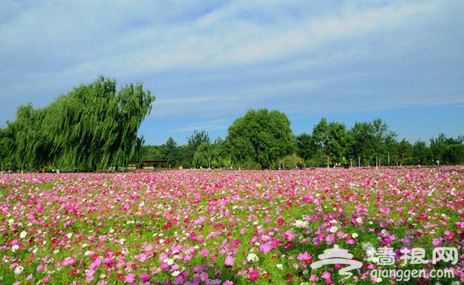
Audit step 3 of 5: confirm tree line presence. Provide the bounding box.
[143,110,464,169]
[1,76,462,171]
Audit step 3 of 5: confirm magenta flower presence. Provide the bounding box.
[139,273,151,282]
[249,270,259,281]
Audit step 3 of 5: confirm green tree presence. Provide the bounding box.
[391,139,413,166]
[0,126,14,171]
[184,130,211,166]
[412,141,431,166]
[348,121,373,167]
[327,121,348,166]
[193,141,213,168]
[295,133,315,167]
[3,76,155,172]
[369,118,397,167]
[226,109,294,169]
[312,118,348,167]
[447,144,464,164]
[162,137,179,168]
[140,145,163,161]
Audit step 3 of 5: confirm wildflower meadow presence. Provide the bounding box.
[1,167,463,284]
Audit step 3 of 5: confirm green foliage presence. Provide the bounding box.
[2,76,155,171]
[412,141,431,165]
[226,109,294,169]
[311,118,349,167]
[430,133,464,165]
[295,133,314,166]
[163,137,179,167]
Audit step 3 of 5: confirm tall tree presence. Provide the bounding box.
[348,122,370,167]
[295,133,315,167]
[4,76,155,171]
[369,119,397,167]
[312,118,347,167]
[391,139,413,166]
[162,137,179,168]
[226,109,294,169]
[193,141,213,168]
[412,141,431,165]
[312,118,330,167]
[326,121,348,166]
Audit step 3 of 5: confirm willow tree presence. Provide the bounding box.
[41,76,155,171]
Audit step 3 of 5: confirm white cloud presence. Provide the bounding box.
[0,0,463,142]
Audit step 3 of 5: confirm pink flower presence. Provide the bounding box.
[322,271,331,279]
[200,271,209,281]
[139,273,151,282]
[224,256,234,266]
[144,244,153,252]
[63,257,75,266]
[283,229,296,241]
[200,248,209,257]
[124,273,136,283]
[259,243,272,254]
[432,238,442,247]
[297,252,312,263]
[325,234,335,245]
[249,270,259,281]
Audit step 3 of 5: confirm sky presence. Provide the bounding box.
[1,0,463,146]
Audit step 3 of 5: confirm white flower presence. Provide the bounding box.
[172,270,181,277]
[329,226,338,233]
[352,233,358,238]
[20,231,27,239]
[11,245,19,252]
[356,217,363,224]
[276,264,283,269]
[14,265,24,275]
[376,277,382,283]
[295,220,309,228]
[247,253,259,263]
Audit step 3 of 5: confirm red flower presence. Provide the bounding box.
[71,269,78,275]
[409,224,414,229]
[277,218,284,226]
[117,274,124,280]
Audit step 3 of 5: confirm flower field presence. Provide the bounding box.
[1,167,463,285]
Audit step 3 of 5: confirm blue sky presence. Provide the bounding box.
[1,0,463,145]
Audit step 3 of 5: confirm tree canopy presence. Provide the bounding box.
[226,109,294,169]
[0,76,155,171]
